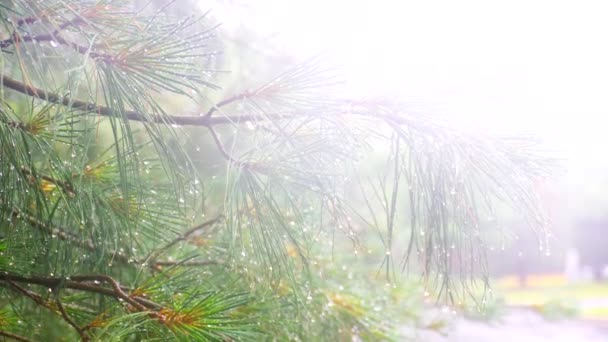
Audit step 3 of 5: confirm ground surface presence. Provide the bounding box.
[498,276,608,319]
[403,309,608,341]
[402,276,608,341]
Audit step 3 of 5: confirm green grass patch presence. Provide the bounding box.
[497,281,608,319]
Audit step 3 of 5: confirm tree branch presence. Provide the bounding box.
[69,275,147,311]
[55,296,89,341]
[0,273,160,311]
[1,74,422,130]
[203,91,251,118]
[1,17,93,57]
[146,216,223,263]
[20,167,76,197]
[1,75,217,125]
[151,260,220,271]
[6,281,50,308]
[208,127,242,164]
[6,281,89,341]
[0,330,34,342]
[0,32,99,58]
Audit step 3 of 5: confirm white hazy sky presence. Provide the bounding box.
[208,0,608,165]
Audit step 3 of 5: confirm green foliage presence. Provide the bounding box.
[533,299,579,321]
[0,0,553,340]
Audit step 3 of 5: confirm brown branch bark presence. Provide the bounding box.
[69,275,147,311]
[1,75,415,129]
[1,75,213,125]
[0,273,161,311]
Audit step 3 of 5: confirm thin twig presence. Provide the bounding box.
[153,260,220,267]
[8,281,90,341]
[20,167,76,196]
[203,91,251,118]
[69,275,147,311]
[146,216,223,263]
[0,330,34,342]
[208,127,241,164]
[151,260,221,271]
[1,17,91,56]
[55,297,89,341]
[7,281,48,307]
[0,32,95,56]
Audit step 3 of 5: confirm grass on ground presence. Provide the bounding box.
[496,274,608,319]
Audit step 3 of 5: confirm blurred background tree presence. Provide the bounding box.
[0,1,553,340]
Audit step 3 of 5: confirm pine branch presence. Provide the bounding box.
[0,75,432,129]
[0,273,161,312]
[0,75,357,127]
[1,75,215,125]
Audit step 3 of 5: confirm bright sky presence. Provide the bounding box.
[207,0,608,165]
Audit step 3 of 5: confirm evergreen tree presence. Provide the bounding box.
[0,1,552,341]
